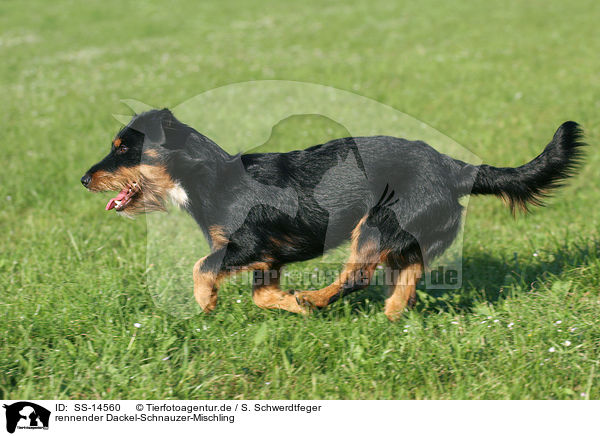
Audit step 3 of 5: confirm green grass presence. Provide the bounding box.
[1,0,600,399]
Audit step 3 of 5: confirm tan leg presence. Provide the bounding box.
[295,216,385,308]
[384,263,423,321]
[294,260,379,308]
[252,270,309,315]
[193,254,308,315]
[193,256,220,313]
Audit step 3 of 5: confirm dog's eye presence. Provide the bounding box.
[115,145,128,155]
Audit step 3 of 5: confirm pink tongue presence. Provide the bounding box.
[105,188,129,211]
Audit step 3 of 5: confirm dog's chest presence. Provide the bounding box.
[168,183,189,207]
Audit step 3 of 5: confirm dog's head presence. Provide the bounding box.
[81,109,189,216]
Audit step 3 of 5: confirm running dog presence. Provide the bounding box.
[81,109,585,320]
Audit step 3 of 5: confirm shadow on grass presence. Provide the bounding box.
[326,239,599,317]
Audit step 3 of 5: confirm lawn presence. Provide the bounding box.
[1,0,599,399]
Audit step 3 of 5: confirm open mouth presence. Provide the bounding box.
[105,182,140,211]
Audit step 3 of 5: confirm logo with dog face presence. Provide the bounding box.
[2,402,50,433]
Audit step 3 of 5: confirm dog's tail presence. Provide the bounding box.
[456,121,586,212]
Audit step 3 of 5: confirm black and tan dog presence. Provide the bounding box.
[81,109,584,320]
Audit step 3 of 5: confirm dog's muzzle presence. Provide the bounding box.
[81,173,92,188]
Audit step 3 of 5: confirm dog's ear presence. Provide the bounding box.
[128,109,171,146]
[162,111,195,151]
[133,109,228,159]
[144,109,171,145]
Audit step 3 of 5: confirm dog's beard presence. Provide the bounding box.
[88,164,175,216]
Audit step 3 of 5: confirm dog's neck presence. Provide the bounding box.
[163,142,247,232]
[181,131,231,161]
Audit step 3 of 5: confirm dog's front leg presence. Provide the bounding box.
[252,269,310,315]
[193,251,226,313]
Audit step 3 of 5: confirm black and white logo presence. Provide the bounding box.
[3,402,50,434]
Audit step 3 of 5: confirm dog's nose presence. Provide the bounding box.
[81,173,92,188]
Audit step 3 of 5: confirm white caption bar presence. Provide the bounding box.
[1,400,595,435]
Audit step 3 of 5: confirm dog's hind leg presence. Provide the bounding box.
[294,216,386,309]
[384,259,423,321]
[252,268,309,314]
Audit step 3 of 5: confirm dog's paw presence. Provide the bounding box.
[294,291,317,313]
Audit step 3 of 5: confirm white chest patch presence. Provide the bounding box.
[168,183,189,208]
